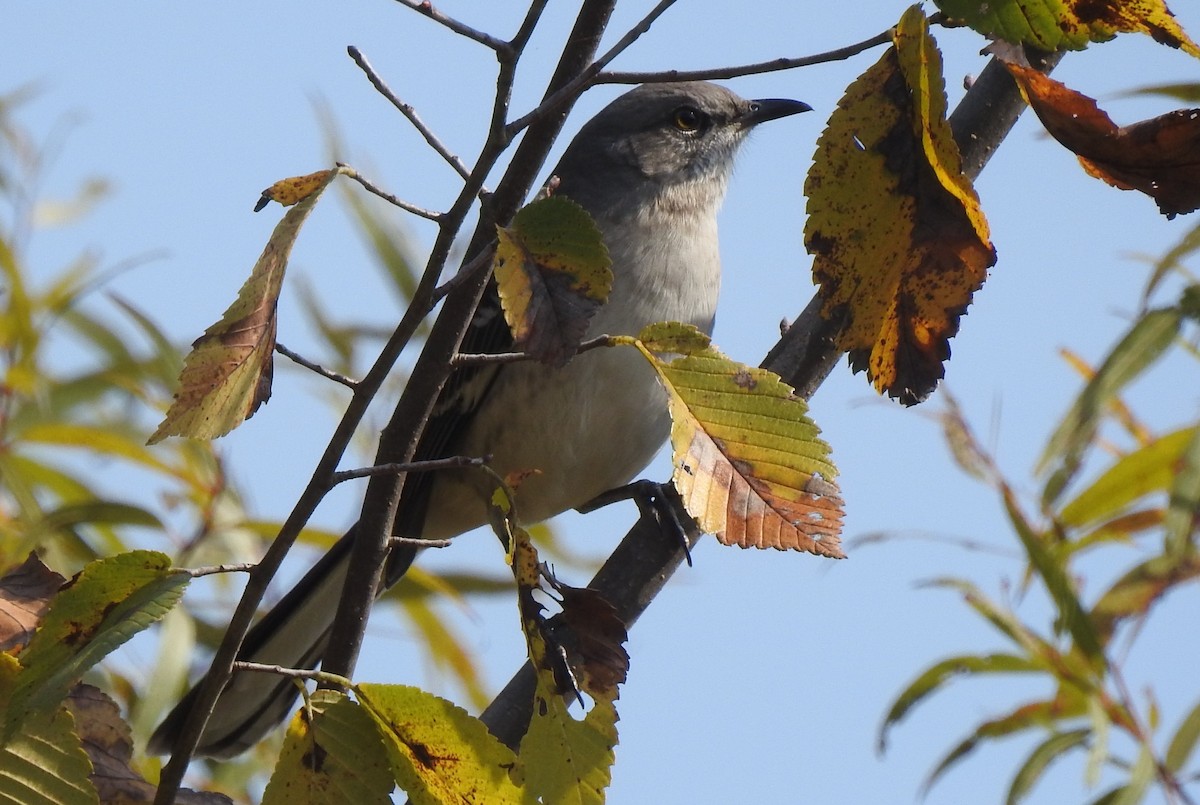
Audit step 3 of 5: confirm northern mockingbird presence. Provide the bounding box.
[151,81,810,757]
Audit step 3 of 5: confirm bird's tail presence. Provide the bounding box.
[148,526,418,758]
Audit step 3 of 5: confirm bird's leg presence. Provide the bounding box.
[578,479,696,566]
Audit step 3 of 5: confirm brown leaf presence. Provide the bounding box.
[545,581,629,700]
[1005,61,1200,218]
[805,6,995,404]
[66,684,231,804]
[0,553,65,652]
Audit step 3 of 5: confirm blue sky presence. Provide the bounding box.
[7,2,1200,803]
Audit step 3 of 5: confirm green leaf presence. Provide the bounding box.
[933,0,1200,55]
[1059,427,1197,529]
[879,653,1041,752]
[263,690,395,805]
[1164,425,1200,556]
[1006,729,1089,805]
[1109,743,1155,805]
[356,683,525,805]
[1090,553,1200,643]
[5,551,188,737]
[1040,308,1182,503]
[1002,489,1105,668]
[1166,697,1200,772]
[0,654,98,805]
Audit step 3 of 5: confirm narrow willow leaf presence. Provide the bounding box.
[1006,729,1089,805]
[1040,308,1182,503]
[1166,697,1200,772]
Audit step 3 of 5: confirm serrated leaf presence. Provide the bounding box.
[263,690,394,805]
[357,683,525,805]
[494,196,612,368]
[805,5,995,404]
[1040,308,1182,503]
[633,333,844,555]
[879,653,1041,752]
[6,551,188,737]
[0,654,98,805]
[1006,729,1089,805]
[150,167,344,442]
[1004,61,1200,218]
[936,0,1199,55]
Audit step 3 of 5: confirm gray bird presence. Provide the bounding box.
[150,81,810,757]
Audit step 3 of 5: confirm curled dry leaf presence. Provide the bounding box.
[1004,61,1200,218]
[806,5,995,405]
[0,553,65,652]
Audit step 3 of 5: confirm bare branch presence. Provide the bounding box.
[505,0,682,137]
[232,662,351,689]
[597,28,894,85]
[275,342,359,389]
[330,455,486,485]
[432,243,495,302]
[347,46,474,181]
[453,334,616,366]
[337,163,444,222]
[392,0,512,54]
[185,563,256,578]
[389,535,454,549]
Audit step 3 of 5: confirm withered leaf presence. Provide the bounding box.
[805,5,995,404]
[1005,61,1200,218]
[150,167,344,442]
[0,553,65,652]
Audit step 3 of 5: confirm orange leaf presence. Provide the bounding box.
[1005,61,1200,218]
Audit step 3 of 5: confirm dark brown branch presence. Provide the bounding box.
[347,46,474,181]
[337,163,444,222]
[330,455,486,485]
[479,50,1058,751]
[453,334,615,366]
[275,342,359,389]
[391,0,511,54]
[597,28,894,85]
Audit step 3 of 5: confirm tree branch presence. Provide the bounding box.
[479,49,1060,750]
[390,0,512,54]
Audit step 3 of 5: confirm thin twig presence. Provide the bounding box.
[505,0,682,138]
[347,46,474,181]
[392,0,512,54]
[330,455,486,485]
[275,342,358,389]
[432,248,494,302]
[596,28,894,84]
[232,662,350,687]
[389,535,455,549]
[337,163,444,222]
[185,563,257,578]
[453,334,616,366]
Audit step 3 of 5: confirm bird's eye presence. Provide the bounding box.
[672,106,706,132]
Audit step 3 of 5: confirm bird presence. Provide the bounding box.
[150,81,810,758]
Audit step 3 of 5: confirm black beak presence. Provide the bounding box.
[743,97,813,127]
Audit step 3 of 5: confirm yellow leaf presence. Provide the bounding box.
[256,169,339,210]
[264,690,395,805]
[805,5,995,405]
[494,196,613,368]
[150,167,344,442]
[357,684,525,805]
[633,328,845,556]
[935,0,1200,57]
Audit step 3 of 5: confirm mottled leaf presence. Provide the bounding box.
[806,5,995,404]
[256,169,338,211]
[150,166,345,442]
[936,0,1199,55]
[1006,61,1200,218]
[5,551,188,738]
[357,683,525,805]
[632,328,844,555]
[263,690,394,805]
[494,196,613,367]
